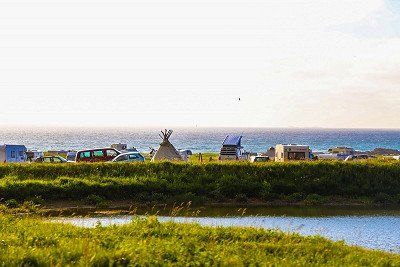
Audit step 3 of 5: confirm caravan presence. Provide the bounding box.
[0,144,27,163]
[275,144,311,162]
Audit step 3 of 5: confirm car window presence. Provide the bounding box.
[93,150,104,157]
[79,151,91,158]
[106,149,118,157]
[128,154,139,159]
[44,157,52,163]
[115,155,128,161]
[53,157,62,162]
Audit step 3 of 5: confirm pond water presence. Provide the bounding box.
[52,206,400,253]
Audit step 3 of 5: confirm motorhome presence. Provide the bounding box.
[275,144,311,162]
[219,135,246,161]
[0,144,27,163]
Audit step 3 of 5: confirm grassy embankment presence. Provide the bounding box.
[0,214,399,266]
[1,160,400,207]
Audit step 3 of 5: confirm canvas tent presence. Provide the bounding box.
[151,129,183,162]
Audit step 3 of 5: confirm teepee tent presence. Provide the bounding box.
[151,129,183,162]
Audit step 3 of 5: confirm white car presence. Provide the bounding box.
[249,155,269,163]
[111,152,145,162]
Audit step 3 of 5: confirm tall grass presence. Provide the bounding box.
[0,214,399,265]
[0,161,400,202]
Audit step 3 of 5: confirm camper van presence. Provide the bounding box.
[219,135,246,161]
[275,144,311,162]
[0,144,27,163]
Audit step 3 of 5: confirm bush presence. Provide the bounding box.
[235,193,248,203]
[27,195,45,206]
[84,194,105,206]
[5,199,18,208]
[287,192,305,203]
[373,192,393,204]
[304,194,326,205]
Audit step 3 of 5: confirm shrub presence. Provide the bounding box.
[373,192,393,204]
[84,194,105,206]
[304,194,326,205]
[5,199,18,208]
[27,195,45,206]
[235,193,248,203]
[287,192,305,203]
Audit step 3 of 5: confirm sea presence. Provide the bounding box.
[1,127,400,153]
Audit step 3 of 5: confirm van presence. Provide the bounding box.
[75,148,120,162]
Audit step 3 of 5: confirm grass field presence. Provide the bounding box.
[1,160,400,206]
[0,214,398,266]
[0,161,400,204]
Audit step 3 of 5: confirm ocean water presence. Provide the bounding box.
[0,127,400,153]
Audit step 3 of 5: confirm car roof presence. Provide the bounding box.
[77,148,119,152]
[119,152,142,155]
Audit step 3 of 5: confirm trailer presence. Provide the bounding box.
[275,144,311,162]
[0,144,27,163]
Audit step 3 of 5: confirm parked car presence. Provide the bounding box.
[75,148,120,162]
[34,156,68,163]
[344,154,374,161]
[249,155,269,162]
[110,152,145,163]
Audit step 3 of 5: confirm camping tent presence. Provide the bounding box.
[151,129,183,162]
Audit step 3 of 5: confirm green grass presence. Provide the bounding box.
[1,160,400,204]
[0,214,399,266]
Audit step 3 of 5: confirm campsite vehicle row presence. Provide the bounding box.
[0,130,390,163]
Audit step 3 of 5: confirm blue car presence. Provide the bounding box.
[110,152,145,162]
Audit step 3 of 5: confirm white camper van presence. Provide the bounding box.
[275,144,311,162]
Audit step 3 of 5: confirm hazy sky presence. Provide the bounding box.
[1,0,399,128]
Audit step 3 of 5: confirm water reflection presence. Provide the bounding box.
[52,206,400,253]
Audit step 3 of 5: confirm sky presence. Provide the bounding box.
[0,0,399,128]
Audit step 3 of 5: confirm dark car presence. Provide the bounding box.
[75,148,120,162]
[34,156,68,163]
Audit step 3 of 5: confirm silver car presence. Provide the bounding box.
[111,152,145,162]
